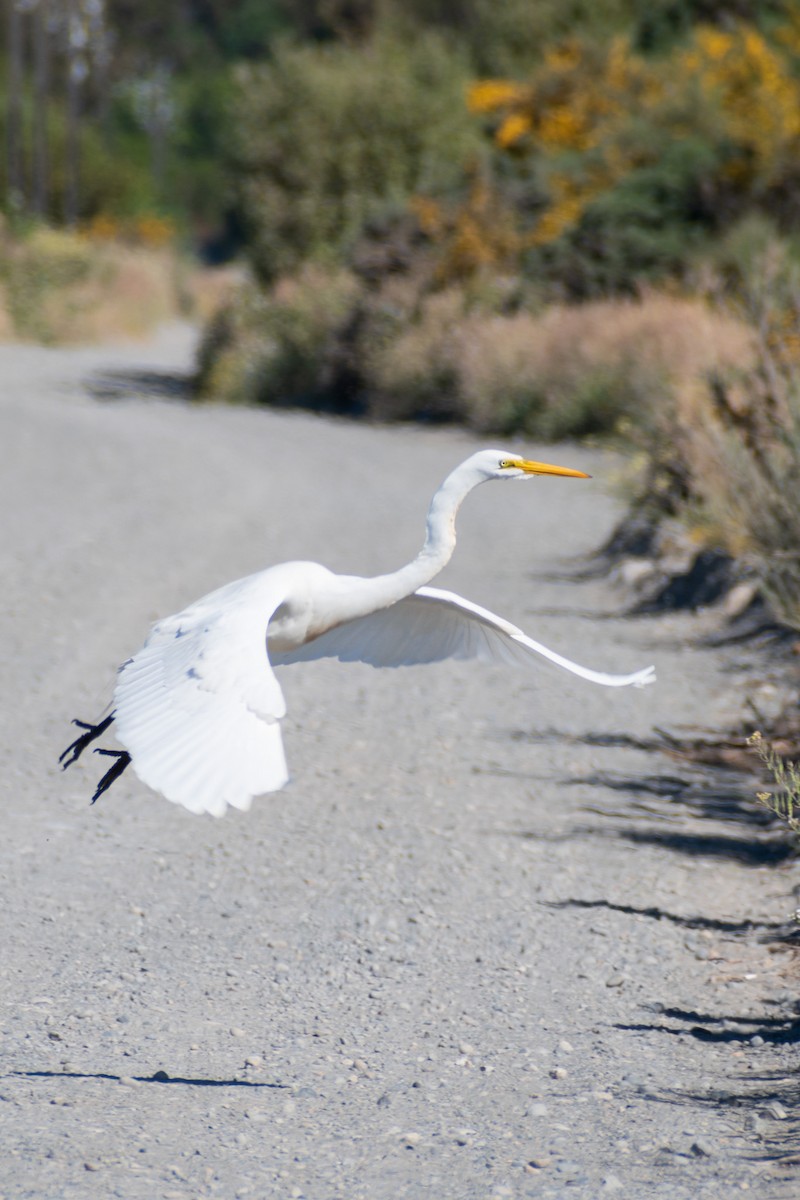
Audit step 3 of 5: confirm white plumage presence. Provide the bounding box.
[62,449,655,815]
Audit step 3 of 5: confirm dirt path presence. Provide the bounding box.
[0,325,797,1198]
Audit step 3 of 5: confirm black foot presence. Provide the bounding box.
[60,714,116,769]
[91,749,132,804]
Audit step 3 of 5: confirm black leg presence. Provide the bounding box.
[60,713,116,769]
[91,748,132,804]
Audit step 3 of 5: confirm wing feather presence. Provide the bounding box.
[114,579,290,816]
[272,585,655,688]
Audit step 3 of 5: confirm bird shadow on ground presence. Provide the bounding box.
[87,368,192,404]
[8,1068,284,1089]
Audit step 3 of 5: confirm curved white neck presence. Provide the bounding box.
[343,464,482,618]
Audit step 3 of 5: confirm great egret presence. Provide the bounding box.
[61,449,655,817]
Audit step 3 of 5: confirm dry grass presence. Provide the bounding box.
[196,266,362,406]
[629,235,800,627]
[198,260,758,443]
[0,225,225,345]
[662,335,800,623]
[367,288,754,436]
[367,288,466,421]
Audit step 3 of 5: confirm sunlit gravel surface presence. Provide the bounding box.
[1,325,798,1198]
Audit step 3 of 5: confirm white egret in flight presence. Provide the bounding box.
[61,449,654,816]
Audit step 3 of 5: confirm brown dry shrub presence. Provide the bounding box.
[365,288,466,422]
[366,288,754,437]
[196,265,362,406]
[659,324,800,624]
[46,247,181,341]
[0,227,188,344]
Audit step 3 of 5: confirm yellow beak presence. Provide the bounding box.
[515,458,591,479]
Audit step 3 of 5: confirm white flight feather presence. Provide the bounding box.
[272,586,656,687]
[113,576,289,816]
[87,449,657,818]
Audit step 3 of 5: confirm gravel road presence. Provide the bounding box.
[1,325,798,1198]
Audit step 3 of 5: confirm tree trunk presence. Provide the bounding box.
[7,0,25,212]
[33,0,50,219]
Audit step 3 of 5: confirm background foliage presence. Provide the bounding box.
[7,1,800,621]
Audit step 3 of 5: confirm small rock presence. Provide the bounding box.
[402,1132,421,1148]
[750,682,798,724]
[618,559,657,589]
[605,975,625,988]
[83,1162,101,1172]
[550,1067,568,1080]
[750,1035,765,1047]
[230,1027,246,1039]
[691,1139,715,1157]
[723,582,758,618]
[602,1175,624,1191]
[150,1070,170,1083]
[558,1039,574,1053]
[118,1075,139,1088]
[244,1055,263,1068]
[526,1156,551,1170]
[458,1043,475,1056]
[764,1100,788,1121]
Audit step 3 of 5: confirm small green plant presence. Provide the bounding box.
[747,731,800,836]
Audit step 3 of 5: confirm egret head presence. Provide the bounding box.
[469,449,591,483]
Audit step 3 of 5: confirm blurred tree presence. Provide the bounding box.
[32,0,51,218]
[230,34,480,279]
[6,0,24,212]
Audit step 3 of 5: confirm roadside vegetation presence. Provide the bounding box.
[748,733,800,840]
[194,2,800,647]
[0,218,181,342]
[6,2,800,636]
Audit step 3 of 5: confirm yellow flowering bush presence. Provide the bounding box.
[450,20,800,285]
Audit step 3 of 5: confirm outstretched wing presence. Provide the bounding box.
[114,585,289,817]
[272,585,655,688]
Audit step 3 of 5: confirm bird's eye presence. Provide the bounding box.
[499,459,513,469]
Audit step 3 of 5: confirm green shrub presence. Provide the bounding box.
[230,33,481,280]
[528,134,724,298]
[196,266,363,407]
[200,268,746,445]
[1,226,94,341]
